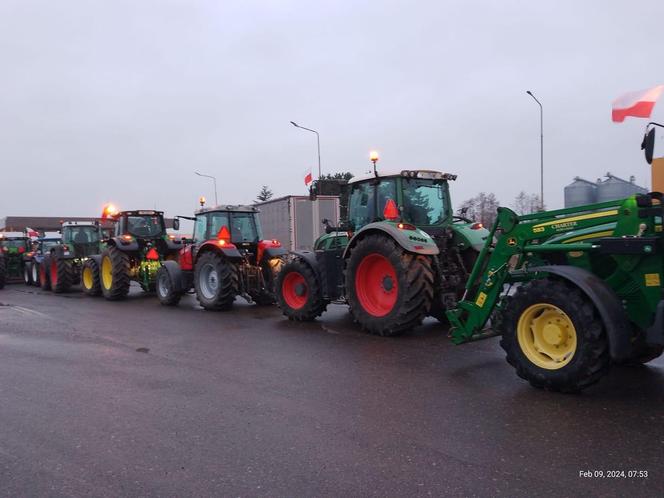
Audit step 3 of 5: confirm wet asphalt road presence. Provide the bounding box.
[0,283,662,498]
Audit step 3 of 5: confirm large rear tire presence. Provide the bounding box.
[81,258,102,296]
[39,256,52,290]
[498,279,610,393]
[156,266,182,306]
[50,254,74,293]
[276,258,328,321]
[346,235,434,337]
[194,251,238,310]
[100,247,131,301]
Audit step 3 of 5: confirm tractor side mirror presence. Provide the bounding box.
[173,218,180,231]
[642,127,656,164]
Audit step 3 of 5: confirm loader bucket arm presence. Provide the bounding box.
[446,198,631,344]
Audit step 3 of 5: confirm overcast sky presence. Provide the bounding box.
[1,0,663,218]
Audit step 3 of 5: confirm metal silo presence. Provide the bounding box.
[597,173,648,202]
[564,177,597,208]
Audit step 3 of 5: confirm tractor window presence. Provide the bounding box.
[194,215,209,242]
[41,240,60,252]
[63,227,99,245]
[230,212,259,243]
[402,179,447,225]
[208,212,230,241]
[348,182,375,229]
[376,179,397,220]
[1,239,27,249]
[126,216,164,238]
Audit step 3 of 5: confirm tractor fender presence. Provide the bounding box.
[51,244,74,260]
[108,237,139,252]
[160,260,185,293]
[342,222,439,259]
[164,238,182,251]
[289,250,321,277]
[532,265,632,361]
[451,222,490,252]
[88,254,102,267]
[196,241,243,260]
[264,247,287,258]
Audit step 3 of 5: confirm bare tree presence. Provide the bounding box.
[511,191,545,215]
[457,192,500,227]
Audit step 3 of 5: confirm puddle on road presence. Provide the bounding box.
[136,347,150,354]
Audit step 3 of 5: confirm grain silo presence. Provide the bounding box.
[596,173,648,202]
[564,177,598,208]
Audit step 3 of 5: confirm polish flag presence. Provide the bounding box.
[25,227,39,238]
[612,85,664,123]
[304,168,313,186]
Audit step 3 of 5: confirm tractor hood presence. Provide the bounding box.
[450,221,490,251]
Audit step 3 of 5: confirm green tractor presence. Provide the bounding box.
[88,208,182,300]
[0,232,30,283]
[276,163,489,336]
[44,221,105,293]
[447,193,664,392]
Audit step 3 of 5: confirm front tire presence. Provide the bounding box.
[156,266,182,306]
[81,258,102,296]
[276,258,328,320]
[498,279,610,393]
[100,247,131,301]
[31,262,40,287]
[194,252,238,310]
[346,235,434,337]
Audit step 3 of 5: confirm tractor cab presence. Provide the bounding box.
[0,232,31,282]
[346,170,456,234]
[113,211,167,240]
[61,221,103,257]
[191,205,267,264]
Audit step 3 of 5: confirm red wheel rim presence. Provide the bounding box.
[50,258,58,286]
[355,253,398,317]
[282,271,308,310]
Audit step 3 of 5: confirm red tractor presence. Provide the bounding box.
[156,204,286,309]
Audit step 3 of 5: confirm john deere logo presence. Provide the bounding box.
[507,237,517,246]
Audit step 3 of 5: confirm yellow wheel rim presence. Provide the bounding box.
[82,266,93,289]
[517,303,577,370]
[101,256,113,290]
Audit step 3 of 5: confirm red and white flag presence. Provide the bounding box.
[612,85,664,123]
[25,227,39,238]
[304,168,313,186]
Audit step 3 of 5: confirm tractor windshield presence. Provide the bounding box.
[230,212,261,243]
[1,239,28,249]
[63,226,100,245]
[402,179,447,225]
[126,215,165,238]
[41,240,60,252]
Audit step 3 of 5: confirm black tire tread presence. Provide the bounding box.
[81,258,102,297]
[276,258,328,321]
[194,252,238,311]
[346,235,434,337]
[156,265,182,306]
[51,254,74,293]
[101,246,131,301]
[497,279,610,393]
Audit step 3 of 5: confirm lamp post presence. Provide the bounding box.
[526,90,544,210]
[194,171,218,206]
[290,121,321,179]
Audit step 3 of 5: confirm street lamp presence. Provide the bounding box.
[290,121,321,179]
[526,90,544,210]
[194,171,218,206]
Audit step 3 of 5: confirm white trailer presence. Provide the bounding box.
[256,195,340,251]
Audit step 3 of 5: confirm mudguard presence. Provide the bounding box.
[531,265,632,361]
[164,238,182,251]
[451,222,490,252]
[290,250,320,275]
[342,221,440,259]
[264,247,287,258]
[161,260,185,293]
[52,245,74,260]
[88,254,102,268]
[196,241,243,260]
[109,237,139,252]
